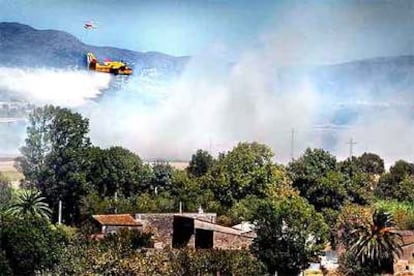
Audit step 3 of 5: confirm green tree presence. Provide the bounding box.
[251,196,328,275]
[208,142,275,207]
[375,160,414,202]
[338,156,376,205]
[0,174,11,275]
[0,174,11,210]
[0,250,12,276]
[350,174,374,205]
[288,148,337,199]
[228,195,266,224]
[378,175,414,202]
[265,164,299,200]
[1,217,67,275]
[88,146,151,197]
[338,156,361,179]
[307,170,347,211]
[288,148,348,212]
[170,169,203,211]
[356,152,385,175]
[150,162,173,194]
[18,105,57,188]
[389,160,414,178]
[336,204,372,251]
[348,210,402,274]
[338,251,376,276]
[187,149,214,177]
[19,105,91,225]
[7,189,51,219]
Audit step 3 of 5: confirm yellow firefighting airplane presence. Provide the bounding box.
[86,52,133,75]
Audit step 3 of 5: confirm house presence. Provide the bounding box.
[90,212,255,250]
[395,231,414,274]
[135,212,254,249]
[92,214,143,235]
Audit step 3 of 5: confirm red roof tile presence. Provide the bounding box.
[92,214,142,226]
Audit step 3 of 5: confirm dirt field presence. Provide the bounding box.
[0,159,17,171]
[0,158,24,188]
[168,161,189,170]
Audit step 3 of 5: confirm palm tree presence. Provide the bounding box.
[349,209,402,272]
[7,189,52,219]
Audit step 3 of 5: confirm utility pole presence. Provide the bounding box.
[346,138,357,158]
[58,200,62,225]
[290,128,295,160]
[114,191,118,214]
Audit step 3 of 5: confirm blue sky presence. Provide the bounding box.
[0,0,413,62]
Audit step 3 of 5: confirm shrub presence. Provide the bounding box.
[375,200,414,230]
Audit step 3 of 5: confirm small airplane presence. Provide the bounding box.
[86,52,133,75]
[84,21,98,30]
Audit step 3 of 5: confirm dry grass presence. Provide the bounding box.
[168,161,189,170]
[0,159,24,188]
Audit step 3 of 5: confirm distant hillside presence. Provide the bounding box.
[309,56,414,125]
[0,22,189,77]
[1,22,413,120]
[311,56,414,98]
[1,22,412,88]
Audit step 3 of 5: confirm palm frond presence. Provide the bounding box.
[349,209,402,269]
[7,189,52,219]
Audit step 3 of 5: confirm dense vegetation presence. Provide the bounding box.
[0,105,410,275]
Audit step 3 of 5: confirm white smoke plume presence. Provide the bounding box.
[0,67,110,107]
[83,45,321,162]
[0,67,111,155]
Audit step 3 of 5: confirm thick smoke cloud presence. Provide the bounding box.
[80,46,321,162]
[82,2,414,165]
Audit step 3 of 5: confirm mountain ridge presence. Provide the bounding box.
[0,22,189,77]
[0,22,413,103]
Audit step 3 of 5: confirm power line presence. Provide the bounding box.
[346,138,357,158]
[290,128,295,160]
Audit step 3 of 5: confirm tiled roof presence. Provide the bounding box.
[93,214,142,226]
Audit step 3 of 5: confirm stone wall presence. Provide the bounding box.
[135,213,253,250]
[391,231,414,275]
[214,231,253,250]
[102,225,142,235]
[135,213,216,248]
[136,214,175,249]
